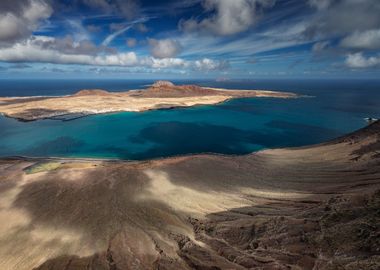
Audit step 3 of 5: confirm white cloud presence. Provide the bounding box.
[148,39,182,59]
[194,58,229,71]
[0,0,52,45]
[0,37,138,66]
[340,29,380,50]
[0,14,26,43]
[179,0,275,36]
[0,36,227,72]
[141,57,188,69]
[345,52,380,68]
[305,0,380,39]
[141,57,228,71]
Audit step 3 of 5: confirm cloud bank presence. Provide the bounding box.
[0,0,52,45]
[341,29,380,50]
[179,0,275,36]
[345,53,380,69]
[0,0,379,78]
[0,36,227,71]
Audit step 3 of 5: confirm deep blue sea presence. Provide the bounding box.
[0,79,379,160]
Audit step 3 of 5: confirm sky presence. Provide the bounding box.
[0,0,379,79]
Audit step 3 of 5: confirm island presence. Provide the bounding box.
[0,121,379,270]
[0,81,298,121]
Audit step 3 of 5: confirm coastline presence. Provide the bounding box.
[0,121,379,269]
[2,120,374,162]
[0,96,233,122]
[0,81,299,121]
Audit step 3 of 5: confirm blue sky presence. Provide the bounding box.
[0,0,379,79]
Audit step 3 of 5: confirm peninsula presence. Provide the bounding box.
[0,81,297,121]
[0,121,379,270]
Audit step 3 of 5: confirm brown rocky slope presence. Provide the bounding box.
[0,122,379,269]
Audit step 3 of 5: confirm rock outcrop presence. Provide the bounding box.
[151,80,175,88]
[73,89,110,96]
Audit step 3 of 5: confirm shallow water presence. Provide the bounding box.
[0,79,379,160]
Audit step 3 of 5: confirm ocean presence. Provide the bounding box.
[0,79,379,160]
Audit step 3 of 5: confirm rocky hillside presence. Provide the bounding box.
[0,122,379,269]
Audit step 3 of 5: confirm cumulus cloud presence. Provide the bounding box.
[179,0,275,36]
[345,52,380,69]
[194,58,229,71]
[0,0,53,45]
[0,36,138,66]
[305,0,380,68]
[0,35,226,72]
[141,57,227,71]
[140,57,188,69]
[340,29,380,50]
[305,0,380,39]
[148,38,182,59]
[0,0,29,14]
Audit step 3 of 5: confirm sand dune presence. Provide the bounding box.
[0,121,379,269]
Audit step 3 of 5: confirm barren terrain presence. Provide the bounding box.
[0,121,379,269]
[0,81,297,121]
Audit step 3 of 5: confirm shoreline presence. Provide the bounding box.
[0,94,300,122]
[1,120,375,163]
[0,121,379,269]
[0,151,255,164]
[0,81,299,121]
[0,96,233,122]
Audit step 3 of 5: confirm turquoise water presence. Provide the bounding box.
[0,79,379,160]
